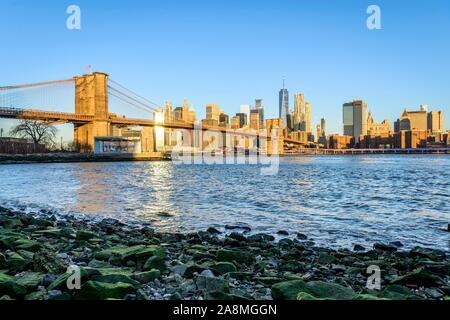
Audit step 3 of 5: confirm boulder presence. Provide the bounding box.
[380,284,421,300]
[91,274,139,287]
[133,269,161,283]
[409,247,447,261]
[33,250,67,274]
[74,281,135,300]
[216,249,255,265]
[373,243,397,253]
[16,272,45,291]
[302,281,354,300]
[76,230,97,241]
[391,268,443,287]
[143,256,166,272]
[7,252,28,271]
[272,280,354,300]
[211,262,237,275]
[0,272,27,297]
[94,245,165,263]
[271,280,307,300]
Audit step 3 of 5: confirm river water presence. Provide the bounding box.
[0,155,449,251]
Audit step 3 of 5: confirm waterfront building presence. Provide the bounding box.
[250,109,260,131]
[286,112,295,131]
[188,106,196,124]
[397,107,428,131]
[164,101,173,123]
[173,107,183,122]
[182,99,189,122]
[289,131,309,144]
[219,113,229,128]
[394,130,427,149]
[293,93,305,131]
[236,113,248,128]
[367,112,391,135]
[206,103,221,122]
[328,135,354,149]
[255,99,265,129]
[428,111,444,134]
[343,100,368,142]
[240,105,251,126]
[230,116,240,129]
[266,118,284,155]
[202,119,219,127]
[279,82,289,127]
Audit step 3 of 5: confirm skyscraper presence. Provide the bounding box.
[250,109,260,131]
[320,118,326,137]
[255,99,265,129]
[206,103,221,122]
[279,81,289,128]
[240,104,251,126]
[343,100,368,141]
[305,102,312,133]
[236,113,248,128]
[294,93,305,131]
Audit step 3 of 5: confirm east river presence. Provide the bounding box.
[0,155,449,251]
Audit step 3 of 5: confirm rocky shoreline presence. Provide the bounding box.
[0,207,449,301]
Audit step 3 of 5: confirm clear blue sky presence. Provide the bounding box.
[1,0,449,141]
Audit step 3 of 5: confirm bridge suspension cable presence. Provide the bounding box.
[0,78,75,112]
[0,78,74,91]
[107,79,162,117]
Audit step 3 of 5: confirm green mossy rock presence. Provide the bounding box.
[24,290,47,300]
[91,274,139,286]
[74,281,135,300]
[0,272,27,297]
[296,292,322,300]
[318,253,336,264]
[133,269,161,283]
[272,280,354,300]
[13,239,42,252]
[0,231,23,249]
[303,281,354,300]
[391,268,443,287]
[212,262,237,275]
[94,245,165,262]
[0,253,6,268]
[216,249,255,265]
[380,284,421,300]
[7,252,28,271]
[271,280,307,300]
[143,256,166,272]
[76,230,97,241]
[33,250,67,274]
[47,267,101,291]
[352,294,388,300]
[16,272,45,290]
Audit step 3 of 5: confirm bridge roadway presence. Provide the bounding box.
[0,107,302,142]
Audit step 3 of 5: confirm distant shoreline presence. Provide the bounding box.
[0,151,449,165]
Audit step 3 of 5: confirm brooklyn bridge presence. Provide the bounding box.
[0,72,306,157]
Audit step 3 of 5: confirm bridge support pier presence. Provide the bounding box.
[73,72,109,152]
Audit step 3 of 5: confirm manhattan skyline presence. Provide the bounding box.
[0,0,449,137]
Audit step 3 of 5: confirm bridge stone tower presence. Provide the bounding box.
[73,72,110,152]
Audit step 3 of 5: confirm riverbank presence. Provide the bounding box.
[0,153,169,165]
[0,207,449,300]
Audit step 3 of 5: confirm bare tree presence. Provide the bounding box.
[9,120,57,148]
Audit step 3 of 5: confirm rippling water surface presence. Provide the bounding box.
[0,155,449,251]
